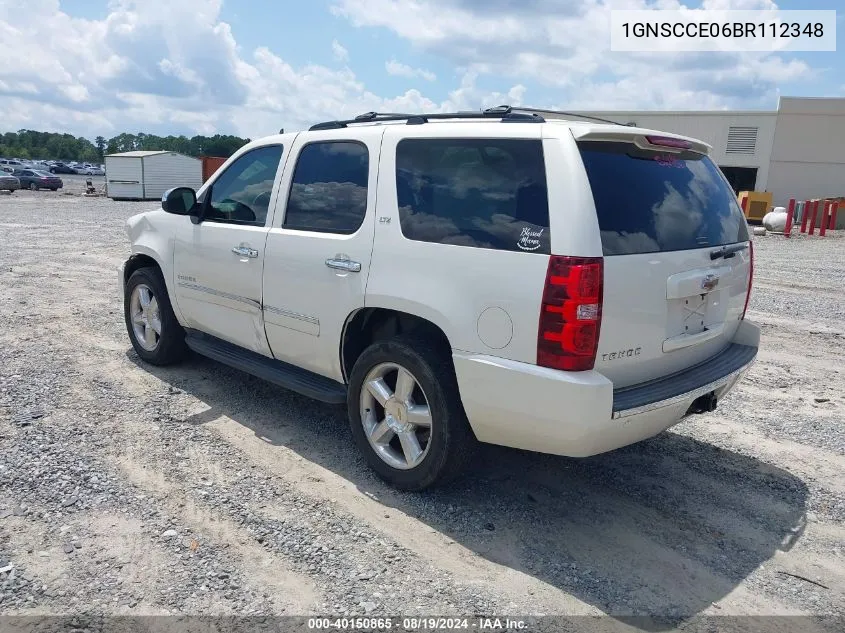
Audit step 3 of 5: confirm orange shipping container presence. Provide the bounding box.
[201,156,227,183]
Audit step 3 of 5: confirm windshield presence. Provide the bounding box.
[578,140,749,256]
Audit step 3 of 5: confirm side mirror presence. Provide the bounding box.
[161,187,197,216]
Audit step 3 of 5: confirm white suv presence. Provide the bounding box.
[120,107,759,490]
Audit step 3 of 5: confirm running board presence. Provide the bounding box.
[184,330,347,405]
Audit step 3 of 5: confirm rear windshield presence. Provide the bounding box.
[578,140,749,256]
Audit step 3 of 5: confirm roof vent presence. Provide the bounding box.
[726,126,758,154]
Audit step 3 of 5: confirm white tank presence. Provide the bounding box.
[763,207,788,232]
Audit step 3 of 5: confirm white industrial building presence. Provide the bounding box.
[565,96,845,208]
[105,150,202,201]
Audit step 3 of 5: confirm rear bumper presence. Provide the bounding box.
[453,320,760,457]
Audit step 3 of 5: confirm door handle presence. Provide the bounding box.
[232,246,258,258]
[325,258,361,273]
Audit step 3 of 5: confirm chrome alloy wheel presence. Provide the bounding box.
[129,283,162,351]
[360,362,433,470]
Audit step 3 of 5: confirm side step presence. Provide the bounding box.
[184,330,347,405]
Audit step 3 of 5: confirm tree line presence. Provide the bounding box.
[0,130,251,163]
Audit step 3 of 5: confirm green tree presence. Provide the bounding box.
[95,136,106,161]
[0,129,249,161]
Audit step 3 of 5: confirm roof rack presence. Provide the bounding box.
[307,105,628,131]
[308,106,544,131]
[507,107,628,126]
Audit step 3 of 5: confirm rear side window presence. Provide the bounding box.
[578,141,749,256]
[396,138,550,253]
[284,141,369,234]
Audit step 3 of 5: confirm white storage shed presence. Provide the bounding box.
[105,150,202,201]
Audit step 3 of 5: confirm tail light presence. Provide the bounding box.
[537,256,603,371]
[741,241,754,320]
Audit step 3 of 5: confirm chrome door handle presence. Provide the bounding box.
[232,246,258,258]
[325,258,361,273]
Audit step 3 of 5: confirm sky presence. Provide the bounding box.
[0,0,842,140]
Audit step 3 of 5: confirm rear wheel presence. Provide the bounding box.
[124,267,187,365]
[348,336,475,490]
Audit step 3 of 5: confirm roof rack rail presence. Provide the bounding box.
[506,107,628,126]
[308,106,544,131]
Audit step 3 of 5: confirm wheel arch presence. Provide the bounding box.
[340,307,453,382]
[123,252,161,283]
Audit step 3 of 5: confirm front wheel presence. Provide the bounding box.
[348,336,475,490]
[124,267,187,365]
[29,182,38,191]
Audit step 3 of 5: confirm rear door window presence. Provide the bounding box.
[283,141,369,234]
[396,138,550,254]
[577,141,749,256]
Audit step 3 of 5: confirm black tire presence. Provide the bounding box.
[50,188,57,192]
[30,182,38,191]
[124,267,187,365]
[347,336,476,490]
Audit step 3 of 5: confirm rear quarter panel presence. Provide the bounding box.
[367,123,553,363]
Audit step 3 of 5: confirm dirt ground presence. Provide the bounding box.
[0,185,843,628]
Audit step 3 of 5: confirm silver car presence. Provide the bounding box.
[0,172,20,192]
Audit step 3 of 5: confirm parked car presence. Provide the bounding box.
[13,169,63,191]
[0,159,25,170]
[49,162,77,174]
[0,172,20,192]
[76,165,105,175]
[120,106,758,490]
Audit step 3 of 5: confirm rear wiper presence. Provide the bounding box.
[710,243,748,260]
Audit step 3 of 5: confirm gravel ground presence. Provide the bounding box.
[0,188,843,627]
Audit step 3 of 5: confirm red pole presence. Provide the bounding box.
[819,202,829,237]
[808,199,820,235]
[830,201,839,231]
[784,199,795,238]
[800,199,811,233]
[739,195,749,218]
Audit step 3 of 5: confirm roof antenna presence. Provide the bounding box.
[279,128,284,134]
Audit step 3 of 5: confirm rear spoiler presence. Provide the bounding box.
[570,127,711,156]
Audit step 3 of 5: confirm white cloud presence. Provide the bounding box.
[0,0,450,138]
[0,0,826,142]
[332,0,814,109]
[332,39,349,62]
[386,60,437,81]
